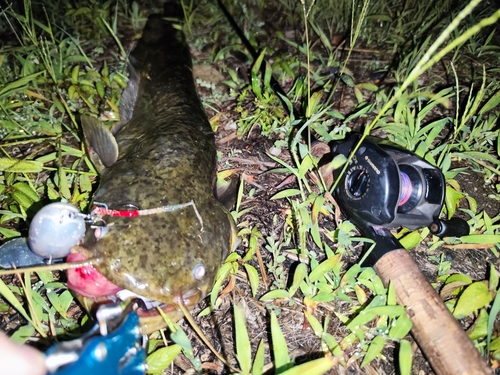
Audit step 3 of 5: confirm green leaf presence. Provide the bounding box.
[445,274,472,285]
[354,284,367,305]
[58,290,74,314]
[252,340,265,375]
[298,154,315,179]
[460,234,500,244]
[479,90,500,115]
[487,284,500,354]
[368,305,406,317]
[347,305,405,330]
[343,103,374,123]
[444,185,464,219]
[146,345,182,373]
[309,21,332,51]
[330,154,347,170]
[10,325,36,345]
[469,309,488,340]
[322,332,342,357]
[0,278,34,328]
[250,50,266,99]
[71,65,80,85]
[30,289,51,314]
[279,357,336,375]
[58,168,71,200]
[271,189,302,200]
[305,311,323,336]
[46,289,69,320]
[0,71,44,98]
[306,91,324,118]
[453,282,493,319]
[260,289,290,301]
[170,327,192,350]
[312,292,336,303]
[455,151,500,166]
[346,310,377,329]
[387,282,397,306]
[271,311,292,374]
[309,254,340,282]
[361,335,385,367]
[289,262,308,297]
[353,86,364,104]
[0,227,21,238]
[399,230,421,249]
[399,340,412,375]
[388,314,412,339]
[243,264,259,298]
[489,264,499,293]
[0,158,43,173]
[12,190,34,209]
[356,82,379,91]
[234,304,251,374]
[13,182,40,203]
[340,74,355,88]
[211,262,234,306]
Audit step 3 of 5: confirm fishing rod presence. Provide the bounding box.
[217,2,492,374]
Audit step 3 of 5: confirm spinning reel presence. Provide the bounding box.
[332,134,469,262]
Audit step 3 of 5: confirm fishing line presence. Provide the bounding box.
[398,171,412,206]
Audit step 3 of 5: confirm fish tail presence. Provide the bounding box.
[132,2,190,68]
[140,2,185,47]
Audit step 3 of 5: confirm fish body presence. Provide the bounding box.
[67,13,237,332]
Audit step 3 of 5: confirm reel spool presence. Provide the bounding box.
[332,134,468,236]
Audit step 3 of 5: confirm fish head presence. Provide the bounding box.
[67,199,238,333]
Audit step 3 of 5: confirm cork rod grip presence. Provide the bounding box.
[374,249,492,375]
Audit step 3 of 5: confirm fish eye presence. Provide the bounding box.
[93,225,109,240]
[192,264,206,280]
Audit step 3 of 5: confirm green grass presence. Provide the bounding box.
[0,0,499,373]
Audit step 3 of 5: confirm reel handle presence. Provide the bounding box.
[430,217,470,238]
[374,249,492,375]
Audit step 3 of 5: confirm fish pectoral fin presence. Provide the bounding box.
[81,115,119,171]
[216,174,239,210]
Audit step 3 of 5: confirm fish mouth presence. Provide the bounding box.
[75,286,205,334]
[115,287,205,318]
[66,249,206,332]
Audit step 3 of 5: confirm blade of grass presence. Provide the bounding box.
[0,276,45,336]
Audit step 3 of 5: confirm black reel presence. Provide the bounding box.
[332,133,469,237]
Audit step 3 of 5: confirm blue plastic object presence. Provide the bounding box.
[46,311,146,375]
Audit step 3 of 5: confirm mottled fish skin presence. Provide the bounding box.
[80,15,236,315]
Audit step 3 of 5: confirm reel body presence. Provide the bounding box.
[332,134,446,230]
